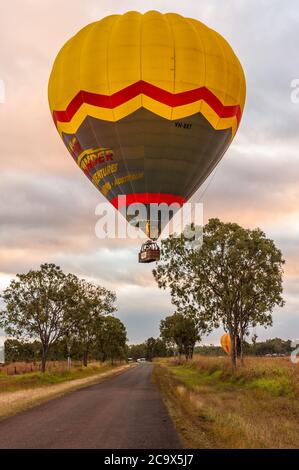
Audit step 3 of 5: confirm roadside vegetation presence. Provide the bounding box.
[0,361,123,393]
[0,263,128,372]
[153,219,285,368]
[141,220,293,449]
[154,356,299,449]
[0,264,132,420]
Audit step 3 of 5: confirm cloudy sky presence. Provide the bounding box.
[0,0,298,344]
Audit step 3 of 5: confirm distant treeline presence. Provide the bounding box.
[128,337,172,361]
[128,337,293,361]
[195,338,293,356]
[4,334,128,364]
[4,336,293,364]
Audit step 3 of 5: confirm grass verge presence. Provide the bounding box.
[153,356,299,449]
[0,362,133,421]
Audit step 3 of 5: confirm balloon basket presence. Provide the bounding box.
[138,240,160,263]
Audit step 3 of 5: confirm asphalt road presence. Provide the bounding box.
[0,363,182,449]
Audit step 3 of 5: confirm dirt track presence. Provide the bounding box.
[0,363,181,449]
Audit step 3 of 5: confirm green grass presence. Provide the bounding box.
[167,360,296,397]
[154,357,299,448]
[248,377,292,396]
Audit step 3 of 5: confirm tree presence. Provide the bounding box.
[144,337,169,361]
[128,338,171,361]
[0,264,77,372]
[160,311,202,359]
[145,337,157,361]
[152,338,171,358]
[253,338,292,356]
[96,316,127,363]
[154,219,285,368]
[4,339,41,363]
[68,279,116,366]
[128,343,147,361]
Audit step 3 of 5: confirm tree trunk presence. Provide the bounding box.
[83,350,88,367]
[230,333,237,370]
[41,347,47,373]
[240,330,244,366]
[178,346,183,360]
[67,344,72,370]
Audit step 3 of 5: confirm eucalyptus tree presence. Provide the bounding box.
[154,219,285,368]
[69,279,116,366]
[160,310,204,359]
[0,264,78,372]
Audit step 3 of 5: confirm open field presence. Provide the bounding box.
[0,362,132,420]
[154,356,299,449]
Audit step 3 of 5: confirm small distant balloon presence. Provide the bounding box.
[220,333,231,355]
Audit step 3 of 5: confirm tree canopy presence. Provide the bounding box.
[160,311,202,359]
[153,219,285,367]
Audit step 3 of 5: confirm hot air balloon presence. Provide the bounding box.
[48,11,246,262]
[220,333,231,355]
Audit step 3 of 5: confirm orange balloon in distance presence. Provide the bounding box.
[48,11,246,239]
[220,333,231,355]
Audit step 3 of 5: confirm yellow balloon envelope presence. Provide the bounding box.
[220,333,231,355]
[48,11,246,238]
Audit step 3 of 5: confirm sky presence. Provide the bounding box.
[0,0,298,344]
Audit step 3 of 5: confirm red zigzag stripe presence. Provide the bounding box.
[53,80,242,127]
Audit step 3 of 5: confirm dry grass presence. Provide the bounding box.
[0,360,86,376]
[0,363,133,420]
[0,361,118,393]
[154,356,299,449]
